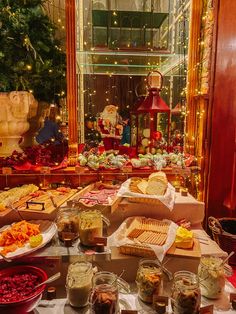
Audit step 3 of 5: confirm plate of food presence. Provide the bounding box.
[0,220,57,260]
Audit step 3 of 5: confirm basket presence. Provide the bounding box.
[119,243,156,258]
[128,197,162,205]
[208,216,236,265]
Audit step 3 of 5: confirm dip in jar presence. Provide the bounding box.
[171,271,201,314]
[66,261,93,307]
[57,207,80,241]
[79,210,109,246]
[136,259,163,303]
[198,256,226,299]
[90,271,129,314]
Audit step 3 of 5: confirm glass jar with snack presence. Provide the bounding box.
[198,256,229,299]
[171,271,201,314]
[79,210,109,246]
[90,271,130,314]
[66,261,93,307]
[136,259,163,303]
[56,207,80,241]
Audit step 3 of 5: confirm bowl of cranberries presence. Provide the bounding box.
[0,265,48,313]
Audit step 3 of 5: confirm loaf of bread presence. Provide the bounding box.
[149,171,168,182]
[129,171,168,196]
[137,180,148,194]
[146,171,168,195]
[146,179,167,195]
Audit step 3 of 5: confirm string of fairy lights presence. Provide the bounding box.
[44,0,212,196]
[79,0,191,127]
[23,0,213,198]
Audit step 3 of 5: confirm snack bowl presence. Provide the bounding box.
[0,265,47,314]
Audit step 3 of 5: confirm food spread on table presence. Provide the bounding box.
[0,178,232,313]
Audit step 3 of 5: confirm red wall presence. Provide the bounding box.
[207,0,236,218]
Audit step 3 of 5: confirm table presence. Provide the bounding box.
[35,281,236,313]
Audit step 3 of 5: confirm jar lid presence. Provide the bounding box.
[46,286,56,300]
[154,302,166,314]
[64,238,73,247]
[96,243,105,253]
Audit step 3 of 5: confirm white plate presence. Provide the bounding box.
[0,222,57,260]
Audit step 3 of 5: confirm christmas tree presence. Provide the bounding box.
[0,0,66,102]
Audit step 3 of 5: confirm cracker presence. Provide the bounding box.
[128,228,144,239]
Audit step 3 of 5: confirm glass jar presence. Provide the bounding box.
[90,271,130,314]
[79,210,109,246]
[136,259,163,303]
[171,271,201,314]
[56,207,80,241]
[198,256,226,299]
[66,261,93,307]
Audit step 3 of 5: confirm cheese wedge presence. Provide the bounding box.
[175,226,194,249]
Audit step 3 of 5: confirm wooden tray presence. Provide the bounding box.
[69,182,121,213]
[119,238,201,259]
[15,189,78,220]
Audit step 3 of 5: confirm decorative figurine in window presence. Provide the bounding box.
[98,105,122,152]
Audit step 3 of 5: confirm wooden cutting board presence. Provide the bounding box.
[167,238,201,258]
[17,189,77,214]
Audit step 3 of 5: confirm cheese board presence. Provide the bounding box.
[16,188,78,220]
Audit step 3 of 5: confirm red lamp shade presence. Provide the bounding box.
[136,87,170,113]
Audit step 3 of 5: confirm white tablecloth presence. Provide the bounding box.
[34,281,236,313]
[115,191,205,229]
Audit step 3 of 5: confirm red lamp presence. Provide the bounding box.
[132,70,171,155]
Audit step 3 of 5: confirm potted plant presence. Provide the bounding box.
[0,0,66,156]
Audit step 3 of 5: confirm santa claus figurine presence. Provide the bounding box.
[98,105,122,151]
